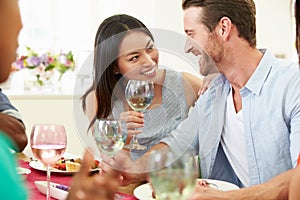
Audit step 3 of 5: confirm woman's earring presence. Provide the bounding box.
[113,69,120,74]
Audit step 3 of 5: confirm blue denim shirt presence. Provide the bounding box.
[161,50,300,186]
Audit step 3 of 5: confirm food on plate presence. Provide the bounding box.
[52,157,99,172]
[66,161,81,172]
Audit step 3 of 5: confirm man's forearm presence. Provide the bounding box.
[137,142,170,171]
[225,168,294,200]
[0,113,27,151]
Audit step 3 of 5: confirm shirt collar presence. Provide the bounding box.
[243,49,274,95]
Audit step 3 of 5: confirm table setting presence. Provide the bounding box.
[17,120,240,200]
[18,156,72,200]
[17,122,137,200]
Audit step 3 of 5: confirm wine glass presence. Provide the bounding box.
[125,79,154,150]
[148,150,198,200]
[93,119,128,157]
[30,124,67,200]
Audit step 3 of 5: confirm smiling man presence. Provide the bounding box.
[160,0,300,187]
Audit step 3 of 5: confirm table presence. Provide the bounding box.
[17,154,138,200]
[19,159,72,200]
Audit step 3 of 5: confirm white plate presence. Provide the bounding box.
[29,152,79,175]
[29,152,100,175]
[29,160,76,175]
[133,179,239,200]
[200,179,240,191]
[35,181,68,200]
[16,167,31,175]
[133,183,156,200]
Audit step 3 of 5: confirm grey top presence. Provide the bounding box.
[112,69,189,159]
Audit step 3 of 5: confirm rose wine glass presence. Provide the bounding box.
[93,118,128,157]
[30,124,67,200]
[125,79,154,150]
[148,150,198,200]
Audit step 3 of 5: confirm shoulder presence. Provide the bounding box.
[84,90,97,121]
[181,72,202,91]
[180,72,202,107]
[0,134,28,199]
[86,90,96,102]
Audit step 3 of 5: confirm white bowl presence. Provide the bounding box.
[34,181,68,200]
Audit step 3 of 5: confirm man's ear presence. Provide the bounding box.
[217,16,232,41]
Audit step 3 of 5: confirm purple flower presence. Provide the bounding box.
[13,57,26,70]
[26,56,40,67]
[40,53,49,65]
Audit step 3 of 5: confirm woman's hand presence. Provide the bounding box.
[120,111,144,137]
[198,73,218,95]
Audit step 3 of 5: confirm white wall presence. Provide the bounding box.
[18,0,297,67]
[8,94,85,156]
[254,0,296,61]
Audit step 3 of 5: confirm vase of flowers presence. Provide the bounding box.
[12,47,75,90]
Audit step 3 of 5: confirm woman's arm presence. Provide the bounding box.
[84,90,97,122]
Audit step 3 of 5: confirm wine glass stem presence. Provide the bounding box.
[133,135,138,144]
[46,164,51,200]
[132,135,139,148]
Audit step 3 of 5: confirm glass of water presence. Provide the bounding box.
[93,119,127,157]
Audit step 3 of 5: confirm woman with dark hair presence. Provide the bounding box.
[82,14,203,159]
[295,0,300,62]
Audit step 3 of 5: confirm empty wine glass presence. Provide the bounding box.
[30,124,67,200]
[148,150,198,200]
[93,119,127,157]
[125,79,154,150]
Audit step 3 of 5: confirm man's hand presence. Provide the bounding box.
[188,180,228,200]
[66,150,119,200]
[100,150,148,186]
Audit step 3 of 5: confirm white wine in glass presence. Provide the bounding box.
[30,124,67,200]
[125,79,154,150]
[93,119,127,157]
[148,150,198,200]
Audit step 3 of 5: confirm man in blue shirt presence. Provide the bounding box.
[153,0,299,188]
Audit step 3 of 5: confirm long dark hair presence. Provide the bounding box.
[82,14,154,125]
[296,0,300,63]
